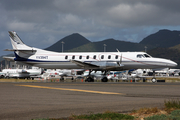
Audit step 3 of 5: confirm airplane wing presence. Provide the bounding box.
[70,60,124,70]
[71,60,99,69]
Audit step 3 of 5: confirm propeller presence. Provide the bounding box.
[116,49,123,67]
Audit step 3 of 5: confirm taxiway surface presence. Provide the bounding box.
[0,82,180,120]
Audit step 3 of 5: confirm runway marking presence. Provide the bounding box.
[16,85,125,95]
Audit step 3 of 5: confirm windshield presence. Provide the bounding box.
[144,54,151,58]
[137,54,151,58]
[137,54,144,58]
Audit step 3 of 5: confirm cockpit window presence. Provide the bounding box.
[144,54,151,58]
[137,54,151,58]
[137,54,144,58]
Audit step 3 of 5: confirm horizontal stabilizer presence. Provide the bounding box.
[3,56,15,61]
[4,49,37,52]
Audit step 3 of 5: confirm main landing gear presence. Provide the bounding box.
[85,70,94,82]
[85,76,94,82]
[101,77,108,82]
[85,76,108,82]
[85,70,108,82]
[101,70,108,82]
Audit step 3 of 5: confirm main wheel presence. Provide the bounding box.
[85,77,94,82]
[101,77,108,82]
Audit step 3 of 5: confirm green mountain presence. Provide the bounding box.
[68,39,146,52]
[92,39,146,52]
[68,43,97,52]
[45,33,91,52]
[45,29,180,53]
[140,29,180,48]
[170,44,180,51]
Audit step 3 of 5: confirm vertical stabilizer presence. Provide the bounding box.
[8,31,32,50]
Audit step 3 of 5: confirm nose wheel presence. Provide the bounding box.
[151,71,157,83]
[151,78,157,83]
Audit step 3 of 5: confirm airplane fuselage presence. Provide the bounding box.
[15,49,177,71]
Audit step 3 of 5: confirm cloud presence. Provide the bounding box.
[1,0,180,56]
[7,21,36,31]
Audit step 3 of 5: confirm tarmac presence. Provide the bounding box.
[0,81,180,120]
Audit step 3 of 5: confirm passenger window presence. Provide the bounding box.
[72,55,75,59]
[86,55,89,59]
[101,55,104,59]
[108,55,111,59]
[93,55,96,59]
[115,55,118,59]
[65,55,68,59]
[79,55,82,59]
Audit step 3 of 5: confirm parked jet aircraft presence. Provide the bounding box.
[2,68,42,79]
[42,69,84,80]
[4,31,177,82]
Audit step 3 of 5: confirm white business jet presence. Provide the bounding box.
[4,31,177,82]
[2,68,42,79]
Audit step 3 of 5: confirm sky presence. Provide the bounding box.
[1,0,180,56]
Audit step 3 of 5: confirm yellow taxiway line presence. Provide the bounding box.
[16,85,125,95]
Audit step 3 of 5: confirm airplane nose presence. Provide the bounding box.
[167,60,177,67]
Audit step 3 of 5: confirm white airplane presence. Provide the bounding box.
[2,68,42,79]
[4,31,177,82]
[42,69,82,80]
[83,70,105,82]
[83,70,128,82]
[83,70,104,77]
[131,69,150,77]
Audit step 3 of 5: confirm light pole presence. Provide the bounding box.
[61,41,64,52]
[104,44,107,52]
[144,46,147,52]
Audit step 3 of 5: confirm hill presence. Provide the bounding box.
[140,29,180,47]
[170,44,180,51]
[140,29,180,48]
[45,33,91,52]
[68,39,147,52]
[92,39,146,52]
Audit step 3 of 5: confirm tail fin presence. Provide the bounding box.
[6,31,37,59]
[8,31,32,50]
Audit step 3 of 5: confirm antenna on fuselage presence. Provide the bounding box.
[116,49,120,52]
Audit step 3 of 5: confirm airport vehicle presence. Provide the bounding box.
[4,31,177,82]
[2,68,42,79]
